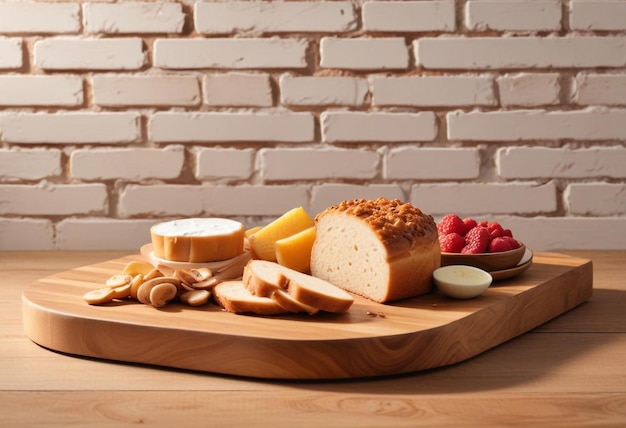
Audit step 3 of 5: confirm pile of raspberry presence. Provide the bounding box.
[437,214,521,254]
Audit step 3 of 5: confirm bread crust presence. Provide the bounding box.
[314,197,438,259]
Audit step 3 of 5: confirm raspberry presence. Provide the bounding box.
[477,220,488,228]
[489,236,520,253]
[462,226,491,254]
[502,229,513,238]
[437,214,467,236]
[439,233,465,253]
[487,221,505,239]
[463,218,477,231]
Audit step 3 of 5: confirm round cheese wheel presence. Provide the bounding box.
[150,218,245,263]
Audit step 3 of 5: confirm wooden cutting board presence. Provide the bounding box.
[22,252,592,380]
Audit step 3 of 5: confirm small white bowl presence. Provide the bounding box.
[433,265,493,299]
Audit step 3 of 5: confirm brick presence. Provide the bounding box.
[150,112,314,143]
[415,37,626,69]
[565,183,626,216]
[447,109,626,141]
[0,37,22,69]
[0,183,107,215]
[497,146,626,179]
[195,1,357,34]
[0,75,83,106]
[195,148,255,180]
[310,184,405,216]
[372,75,495,107]
[0,2,80,33]
[0,219,54,250]
[385,147,480,180]
[322,111,437,143]
[204,185,309,216]
[93,75,200,107]
[260,148,379,180]
[280,75,368,106]
[574,73,626,106]
[498,73,560,107]
[363,0,455,32]
[570,0,626,31]
[500,216,626,250]
[56,218,156,250]
[154,38,308,69]
[0,112,141,144]
[410,182,557,215]
[119,185,204,217]
[70,146,184,181]
[0,149,62,180]
[320,37,409,70]
[84,2,184,34]
[465,0,561,31]
[34,37,145,70]
[204,73,272,107]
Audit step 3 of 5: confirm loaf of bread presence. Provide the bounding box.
[150,218,245,263]
[310,197,441,303]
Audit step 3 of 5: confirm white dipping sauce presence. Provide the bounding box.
[433,265,493,299]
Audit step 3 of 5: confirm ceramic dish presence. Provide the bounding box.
[490,248,534,281]
[140,243,251,272]
[441,243,526,272]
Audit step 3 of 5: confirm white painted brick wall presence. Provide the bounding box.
[0,149,62,181]
[0,219,54,250]
[0,2,624,251]
[154,38,308,69]
[362,0,456,32]
[280,75,368,106]
[195,1,357,34]
[195,148,255,181]
[565,183,626,215]
[205,185,310,216]
[34,38,145,70]
[0,113,141,144]
[497,73,560,107]
[447,109,626,141]
[150,112,314,143]
[322,112,438,142]
[0,75,83,106]
[570,0,626,31]
[385,147,481,179]
[260,148,379,180]
[56,218,156,250]
[415,37,626,69]
[204,73,272,107]
[0,37,22,69]
[320,38,409,70]
[574,73,626,106]
[497,146,626,179]
[119,185,205,217]
[92,75,200,107]
[372,75,496,106]
[84,2,185,34]
[410,182,557,216]
[465,0,562,31]
[70,146,185,181]
[311,184,405,215]
[0,2,80,34]
[0,183,107,215]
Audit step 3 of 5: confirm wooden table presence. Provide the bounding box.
[1,251,625,426]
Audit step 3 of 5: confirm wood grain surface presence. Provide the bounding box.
[22,252,592,379]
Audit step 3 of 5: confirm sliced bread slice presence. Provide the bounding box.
[244,260,354,314]
[213,280,289,315]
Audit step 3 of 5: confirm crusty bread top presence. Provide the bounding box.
[315,197,438,256]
